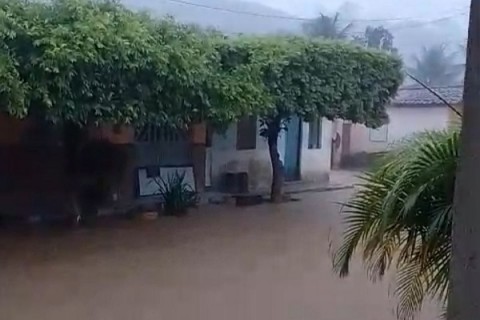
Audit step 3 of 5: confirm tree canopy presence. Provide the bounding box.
[0,0,267,127]
[409,44,463,87]
[221,37,402,126]
[354,26,397,54]
[302,13,353,40]
[0,0,402,134]
[219,36,403,201]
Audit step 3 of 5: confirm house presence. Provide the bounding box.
[2,84,462,220]
[0,115,73,221]
[208,116,334,193]
[340,85,463,168]
[0,111,335,220]
[0,115,204,220]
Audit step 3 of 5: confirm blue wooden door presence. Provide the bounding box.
[284,117,302,181]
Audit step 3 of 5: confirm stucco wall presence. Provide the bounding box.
[211,118,332,192]
[349,106,449,155]
[211,122,274,192]
[300,119,332,182]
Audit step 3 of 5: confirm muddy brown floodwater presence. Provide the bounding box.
[0,190,439,320]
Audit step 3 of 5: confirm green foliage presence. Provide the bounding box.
[155,172,199,216]
[354,26,397,54]
[219,36,403,200]
[0,52,25,117]
[409,44,463,86]
[0,0,267,127]
[0,0,402,131]
[333,130,458,320]
[222,37,403,129]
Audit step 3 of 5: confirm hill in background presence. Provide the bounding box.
[122,0,303,34]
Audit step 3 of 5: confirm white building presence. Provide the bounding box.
[340,86,462,167]
[208,116,334,193]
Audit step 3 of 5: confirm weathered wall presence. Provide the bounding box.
[343,106,449,167]
[211,118,332,192]
[0,120,141,219]
[299,119,332,183]
[88,124,134,144]
[0,114,29,145]
[211,122,275,192]
[0,145,70,219]
[0,117,70,218]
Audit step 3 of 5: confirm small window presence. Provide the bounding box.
[369,125,388,142]
[236,116,257,150]
[308,118,322,149]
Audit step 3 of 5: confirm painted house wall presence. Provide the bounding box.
[211,122,274,192]
[300,119,332,182]
[210,118,332,192]
[350,106,449,154]
[343,106,449,167]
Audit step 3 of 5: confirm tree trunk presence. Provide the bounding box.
[447,1,480,319]
[267,118,284,203]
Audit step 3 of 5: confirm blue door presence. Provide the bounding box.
[284,117,302,181]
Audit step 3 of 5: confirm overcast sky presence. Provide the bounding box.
[254,0,469,20]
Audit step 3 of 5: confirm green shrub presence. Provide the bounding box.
[155,172,199,217]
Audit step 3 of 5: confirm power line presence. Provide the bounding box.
[165,0,468,24]
[398,85,463,91]
[166,0,309,21]
[347,12,467,36]
[405,72,463,117]
[387,13,468,31]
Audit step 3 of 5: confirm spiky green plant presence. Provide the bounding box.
[333,129,459,320]
[155,172,199,217]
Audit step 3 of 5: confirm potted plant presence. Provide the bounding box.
[155,172,199,217]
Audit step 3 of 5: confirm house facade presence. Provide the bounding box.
[208,116,333,193]
[340,86,462,168]
[3,83,461,220]
[0,116,202,220]
[0,115,70,221]
[0,111,334,220]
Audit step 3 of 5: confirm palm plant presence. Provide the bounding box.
[333,129,459,320]
[409,45,463,86]
[302,12,353,40]
[155,172,198,217]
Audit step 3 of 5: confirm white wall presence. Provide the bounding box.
[211,118,333,192]
[300,119,332,182]
[349,106,449,155]
[210,120,279,192]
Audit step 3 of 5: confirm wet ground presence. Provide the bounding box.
[0,190,439,320]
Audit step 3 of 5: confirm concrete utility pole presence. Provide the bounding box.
[448,0,480,319]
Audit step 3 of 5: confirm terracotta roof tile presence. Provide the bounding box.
[393,85,463,105]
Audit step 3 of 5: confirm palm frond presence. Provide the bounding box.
[333,129,458,319]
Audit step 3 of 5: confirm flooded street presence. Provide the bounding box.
[0,190,438,320]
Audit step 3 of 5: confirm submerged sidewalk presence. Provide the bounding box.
[205,170,361,205]
[283,170,361,195]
